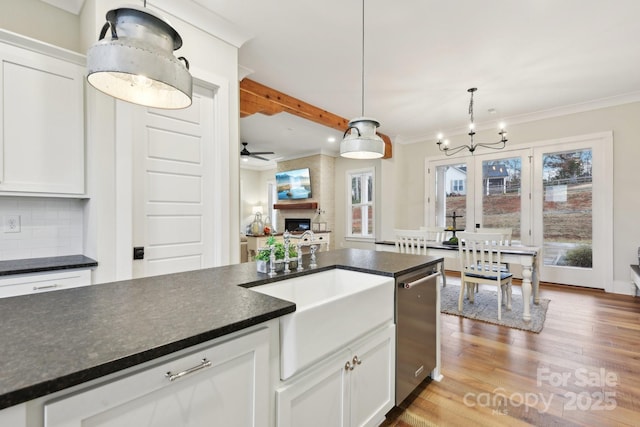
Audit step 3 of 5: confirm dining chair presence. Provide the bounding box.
[419,226,448,243]
[475,227,512,245]
[394,229,428,255]
[457,231,513,320]
[395,228,447,288]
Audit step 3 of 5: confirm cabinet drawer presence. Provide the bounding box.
[44,327,270,427]
[0,269,91,298]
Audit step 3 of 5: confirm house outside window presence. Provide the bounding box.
[451,179,464,194]
[347,168,374,238]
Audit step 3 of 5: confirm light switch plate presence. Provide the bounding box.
[4,215,21,233]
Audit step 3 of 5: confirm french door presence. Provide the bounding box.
[427,132,612,288]
[531,133,612,288]
[427,148,530,241]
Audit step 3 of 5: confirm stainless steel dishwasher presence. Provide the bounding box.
[395,266,440,404]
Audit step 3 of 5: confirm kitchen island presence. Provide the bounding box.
[0,248,441,425]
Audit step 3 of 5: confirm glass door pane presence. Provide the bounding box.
[542,149,593,268]
[434,163,468,231]
[480,157,523,242]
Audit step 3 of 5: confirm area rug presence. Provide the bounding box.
[440,285,550,333]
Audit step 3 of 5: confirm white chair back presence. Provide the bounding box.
[394,229,428,255]
[475,227,512,245]
[458,231,506,272]
[419,226,447,242]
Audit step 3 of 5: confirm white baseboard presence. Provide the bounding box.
[610,279,636,296]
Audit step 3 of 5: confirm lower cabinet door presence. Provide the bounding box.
[44,328,269,427]
[349,324,396,427]
[276,324,396,427]
[276,349,349,427]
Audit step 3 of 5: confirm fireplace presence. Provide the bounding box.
[284,218,311,233]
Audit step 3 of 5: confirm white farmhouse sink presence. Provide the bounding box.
[250,268,394,380]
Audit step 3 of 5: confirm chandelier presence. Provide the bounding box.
[436,88,507,156]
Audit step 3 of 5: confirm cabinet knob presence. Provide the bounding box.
[352,355,362,366]
[345,361,354,371]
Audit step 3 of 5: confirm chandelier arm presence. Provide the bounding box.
[476,141,507,150]
[438,144,472,156]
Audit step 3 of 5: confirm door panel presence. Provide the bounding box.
[532,134,612,288]
[132,85,215,278]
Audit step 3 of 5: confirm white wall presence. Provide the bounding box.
[0,0,80,52]
[394,101,640,293]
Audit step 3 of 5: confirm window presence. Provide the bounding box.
[451,179,465,194]
[347,168,374,238]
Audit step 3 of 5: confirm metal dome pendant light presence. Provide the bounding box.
[340,0,385,159]
[86,1,192,109]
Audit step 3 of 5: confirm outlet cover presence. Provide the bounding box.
[4,215,21,233]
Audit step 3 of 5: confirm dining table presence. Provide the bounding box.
[376,241,540,321]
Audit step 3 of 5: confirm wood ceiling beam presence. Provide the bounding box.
[240,78,392,158]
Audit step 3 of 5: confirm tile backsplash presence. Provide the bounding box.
[0,197,84,260]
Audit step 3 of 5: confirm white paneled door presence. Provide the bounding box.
[132,86,215,278]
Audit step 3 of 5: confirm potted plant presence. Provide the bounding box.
[255,236,298,273]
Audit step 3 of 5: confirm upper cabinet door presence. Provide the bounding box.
[0,39,85,196]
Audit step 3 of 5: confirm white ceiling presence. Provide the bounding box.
[47,0,640,169]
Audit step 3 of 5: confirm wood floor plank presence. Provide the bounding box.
[382,278,640,427]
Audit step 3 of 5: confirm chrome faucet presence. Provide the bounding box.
[291,230,315,270]
[283,230,291,273]
[298,230,315,243]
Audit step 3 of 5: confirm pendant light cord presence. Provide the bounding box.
[361,0,365,116]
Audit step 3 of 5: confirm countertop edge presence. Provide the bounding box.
[0,255,98,277]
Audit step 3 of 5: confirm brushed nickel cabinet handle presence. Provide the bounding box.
[165,358,212,382]
[33,284,59,291]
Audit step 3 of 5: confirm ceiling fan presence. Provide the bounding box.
[240,142,274,161]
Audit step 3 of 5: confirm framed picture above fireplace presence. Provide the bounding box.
[276,168,312,200]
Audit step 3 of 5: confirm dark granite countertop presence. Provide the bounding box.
[0,248,440,410]
[0,255,98,276]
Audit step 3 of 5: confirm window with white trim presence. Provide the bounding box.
[347,168,374,238]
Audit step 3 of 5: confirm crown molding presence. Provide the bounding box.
[149,0,253,48]
[399,90,640,145]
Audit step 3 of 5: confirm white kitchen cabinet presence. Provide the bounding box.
[276,324,395,427]
[44,327,270,427]
[0,31,85,196]
[0,403,26,427]
[0,269,91,298]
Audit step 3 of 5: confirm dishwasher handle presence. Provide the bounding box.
[400,271,440,289]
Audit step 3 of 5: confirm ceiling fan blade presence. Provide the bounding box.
[251,154,271,161]
[250,151,275,155]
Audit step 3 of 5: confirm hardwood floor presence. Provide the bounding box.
[382,277,640,427]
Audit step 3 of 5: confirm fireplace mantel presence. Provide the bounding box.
[273,202,318,210]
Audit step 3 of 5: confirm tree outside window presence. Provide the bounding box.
[347,169,374,237]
